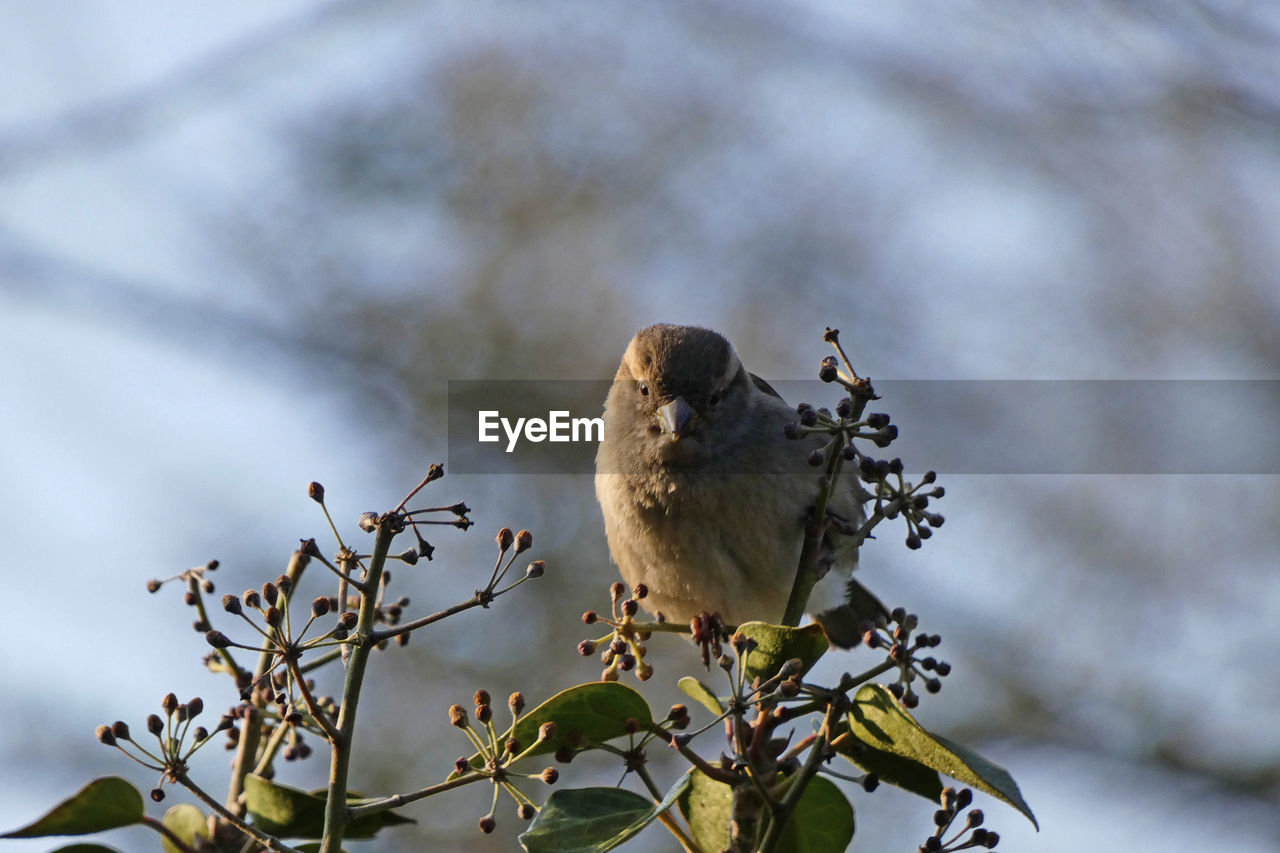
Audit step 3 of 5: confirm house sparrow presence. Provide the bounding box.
[594,324,884,644]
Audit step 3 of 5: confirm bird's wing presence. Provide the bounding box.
[749,372,785,401]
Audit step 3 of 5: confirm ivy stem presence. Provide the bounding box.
[319,516,395,853]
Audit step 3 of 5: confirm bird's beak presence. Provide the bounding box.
[657,396,696,441]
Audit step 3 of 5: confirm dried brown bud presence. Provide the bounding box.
[540,767,560,785]
[496,527,514,551]
[525,560,545,579]
[150,788,165,803]
[505,737,522,755]
[582,610,598,625]
[448,704,468,727]
[473,689,490,706]
[146,579,162,594]
[243,589,261,610]
[311,597,331,617]
[147,714,164,736]
[308,481,325,503]
[221,594,242,615]
[96,725,116,745]
[621,599,639,617]
[337,612,358,630]
[610,581,626,601]
[478,816,496,834]
[454,756,470,775]
[474,703,492,724]
[264,606,282,628]
[187,697,204,718]
[515,529,533,553]
[508,692,526,715]
[109,721,130,741]
[538,721,558,742]
[358,512,378,532]
[261,582,278,607]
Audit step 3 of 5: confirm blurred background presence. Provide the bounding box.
[2,1,1277,850]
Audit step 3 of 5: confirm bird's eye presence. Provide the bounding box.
[708,389,723,407]
[638,381,649,396]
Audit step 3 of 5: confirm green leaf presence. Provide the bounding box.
[846,685,1038,829]
[2,777,144,838]
[161,804,208,853]
[677,676,723,716]
[243,776,414,840]
[50,845,125,853]
[454,682,654,778]
[736,622,828,683]
[679,770,854,852]
[777,775,855,853]
[677,770,731,853]
[835,735,944,805]
[519,773,690,853]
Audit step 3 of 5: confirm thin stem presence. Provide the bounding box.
[345,771,487,820]
[287,654,340,743]
[319,518,395,853]
[176,772,303,853]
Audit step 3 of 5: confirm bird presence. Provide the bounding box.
[594,323,884,644]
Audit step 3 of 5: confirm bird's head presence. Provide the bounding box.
[608,324,753,463]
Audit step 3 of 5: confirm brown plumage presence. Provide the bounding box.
[595,324,883,640]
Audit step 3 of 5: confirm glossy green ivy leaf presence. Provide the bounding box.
[243,776,414,840]
[453,682,654,778]
[160,804,208,853]
[519,773,689,853]
[736,622,828,683]
[677,676,723,716]
[846,684,1038,829]
[679,769,854,853]
[677,769,732,853]
[2,777,143,838]
[776,775,855,853]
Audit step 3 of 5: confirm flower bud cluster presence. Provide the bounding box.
[918,787,999,851]
[579,583,657,682]
[446,685,558,837]
[861,609,950,709]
